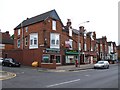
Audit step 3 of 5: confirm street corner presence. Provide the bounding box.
[0,71,16,80]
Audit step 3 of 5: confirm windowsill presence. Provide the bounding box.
[41,63,61,64]
[29,45,38,49]
[41,63,53,64]
[56,63,61,64]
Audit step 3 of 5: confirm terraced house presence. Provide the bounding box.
[2,9,117,68]
[0,31,14,58]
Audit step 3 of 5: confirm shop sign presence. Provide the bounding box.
[65,50,79,55]
[45,48,60,53]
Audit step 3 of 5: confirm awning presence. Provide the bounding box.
[65,52,79,55]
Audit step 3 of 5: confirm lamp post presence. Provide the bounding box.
[78,21,90,68]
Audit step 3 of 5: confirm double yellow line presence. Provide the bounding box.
[0,71,16,80]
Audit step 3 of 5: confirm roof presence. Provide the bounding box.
[14,9,63,30]
[63,26,84,35]
[2,38,14,45]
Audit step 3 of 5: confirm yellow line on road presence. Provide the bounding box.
[0,71,16,80]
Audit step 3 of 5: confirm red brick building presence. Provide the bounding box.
[3,9,114,68]
[117,45,120,60]
[96,36,108,61]
[0,31,14,57]
[107,41,118,63]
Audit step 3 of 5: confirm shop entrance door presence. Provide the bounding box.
[50,55,54,63]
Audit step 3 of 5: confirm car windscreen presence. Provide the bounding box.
[97,62,104,64]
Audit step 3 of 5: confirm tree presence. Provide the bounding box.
[11,34,14,39]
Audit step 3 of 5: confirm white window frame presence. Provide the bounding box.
[79,43,81,50]
[84,43,87,51]
[17,39,20,48]
[52,20,56,30]
[29,33,38,49]
[50,33,60,49]
[18,29,20,35]
[91,46,93,51]
[25,27,28,32]
[69,39,73,49]
[0,44,5,49]
[100,44,102,52]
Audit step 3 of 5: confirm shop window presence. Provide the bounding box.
[56,56,60,63]
[42,55,50,63]
[66,56,75,64]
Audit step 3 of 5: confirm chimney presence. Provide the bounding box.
[6,31,9,34]
[26,17,29,20]
[79,26,85,33]
[67,19,72,27]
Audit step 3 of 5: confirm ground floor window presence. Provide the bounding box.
[65,55,78,64]
[42,54,61,64]
[42,55,50,63]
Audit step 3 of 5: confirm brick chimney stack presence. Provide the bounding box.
[79,26,85,33]
[67,19,72,28]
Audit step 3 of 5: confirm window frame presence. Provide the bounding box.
[25,27,28,32]
[17,39,20,48]
[29,33,38,49]
[50,33,60,49]
[52,20,56,30]
[25,37,28,46]
[18,29,20,35]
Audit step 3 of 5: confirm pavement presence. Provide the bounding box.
[38,64,94,72]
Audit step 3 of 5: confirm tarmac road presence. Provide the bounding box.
[2,64,119,88]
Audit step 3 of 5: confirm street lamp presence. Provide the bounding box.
[78,21,90,68]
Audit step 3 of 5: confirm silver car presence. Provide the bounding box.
[0,58,3,65]
[94,61,109,69]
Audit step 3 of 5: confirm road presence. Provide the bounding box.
[2,64,119,88]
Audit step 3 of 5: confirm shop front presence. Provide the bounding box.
[42,48,61,65]
[65,50,79,65]
[83,52,97,64]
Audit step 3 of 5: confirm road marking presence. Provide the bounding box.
[0,71,16,80]
[72,71,79,72]
[85,75,90,77]
[46,79,80,87]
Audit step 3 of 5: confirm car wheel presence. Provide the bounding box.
[107,65,109,69]
[9,64,12,67]
[2,63,5,66]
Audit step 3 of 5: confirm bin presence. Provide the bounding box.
[32,61,38,67]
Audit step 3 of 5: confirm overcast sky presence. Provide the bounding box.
[0,0,119,45]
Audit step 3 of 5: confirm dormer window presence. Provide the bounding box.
[52,20,56,30]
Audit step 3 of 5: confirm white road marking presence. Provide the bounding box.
[85,75,90,77]
[72,71,79,72]
[46,79,80,87]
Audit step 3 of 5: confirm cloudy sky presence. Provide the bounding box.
[0,0,119,45]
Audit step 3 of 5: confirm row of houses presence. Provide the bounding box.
[1,9,118,69]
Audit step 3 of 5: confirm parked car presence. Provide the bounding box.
[0,58,4,65]
[94,61,109,69]
[2,58,21,67]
